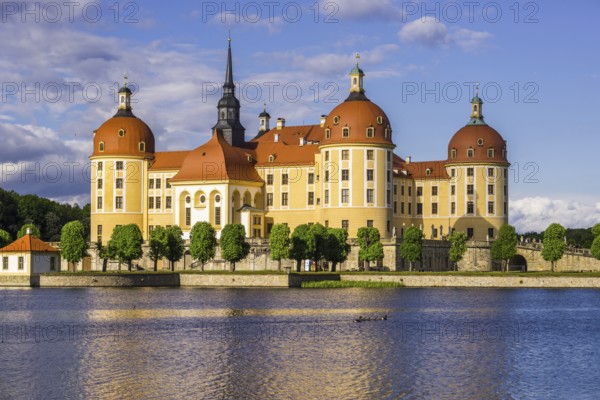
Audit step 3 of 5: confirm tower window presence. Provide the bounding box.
[341,150,349,160]
[366,127,374,138]
[366,150,374,160]
[385,127,391,139]
[120,96,125,103]
[342,127,350,138]
[353,77,357,85]
[118,129,125,137]
[221,111,225,119]
[333,116,340,125]
[99,142,105,152]
[215,195,221,203]
[425,168,431,176]
[467,148,474,158]
[115,161,124,171]
[268,155,275,162]
[376,116,383,125]
[451,148,457,159]
[325,128,331,139]
[477,138,484,146]
[139,142,145,152]
[488,148,495,158]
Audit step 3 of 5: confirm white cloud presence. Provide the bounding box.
[321,0,403,21]
[510,197,600,233]
[398,17,492,51]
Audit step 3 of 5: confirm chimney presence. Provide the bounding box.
[406,156,411,164]
[276,118,285,130]
[320,115,327,127]
[274,133,279,143]
[299,137,305,146]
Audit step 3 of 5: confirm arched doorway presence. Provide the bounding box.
[509,255,528,272]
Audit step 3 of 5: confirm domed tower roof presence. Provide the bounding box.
[91,75,155,158]
[321,58,394,146]
[447,89,507,163]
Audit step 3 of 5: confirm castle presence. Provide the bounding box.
[90,39,509,246]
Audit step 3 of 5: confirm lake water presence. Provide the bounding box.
[1,287,600,399]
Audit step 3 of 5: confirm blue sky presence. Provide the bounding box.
[0,0,599,232]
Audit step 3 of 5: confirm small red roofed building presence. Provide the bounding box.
[0,230,61,275]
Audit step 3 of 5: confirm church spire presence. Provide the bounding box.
[213,35,245,146]
[467,82,486,125]
[115,72,134,117]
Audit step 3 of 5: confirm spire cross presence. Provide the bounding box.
[263,101,267,112]
[475,81,479,96]
[355,52,360,66]
[124,72,128,88]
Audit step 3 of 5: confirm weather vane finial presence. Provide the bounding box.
[475,81,479,96]
[263,101,266,111]
[124,72,128,87]
[355,52,360,66]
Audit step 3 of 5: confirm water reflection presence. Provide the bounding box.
[1,288,600,399]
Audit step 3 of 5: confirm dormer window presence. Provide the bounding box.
[451,148,457,159]
[333,116,340,125]
[99,142,105,152]
[342,127,350,138]
[487,148,495,158]
[477,138,484,146]
[246,155,253,163]
[325,128,331,139]
[376,116,383,125]
[366,127,374,138]
[268,154,275,162]
[426,168,432,176]
[118,129,125,137]
[385,127,391,139]
[139,142,145,152]
[467,148,474,158]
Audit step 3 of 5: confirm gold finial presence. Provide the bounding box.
[263,101,267,112]
[475,81,479,96]
[124,72,128,88]
[355,52,360,66]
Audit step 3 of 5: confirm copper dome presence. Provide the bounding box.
[92,115,155,158]
[447,124,507,163]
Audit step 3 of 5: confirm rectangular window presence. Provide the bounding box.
[115,196,123,209]
[156,178,161,189]
[97,179,103,189]
[308,173,314,184]
[18,256,24,270]
[401,202,405,214]
[97,197,103,209]
[366,169,374,181]
[342,169,349,181]
[366,150,374,160]
[324,190,329,204]
[325,171,329,182]
[387,220,391,233]
[467,228,474,239]
[148,197,154,209]
[394,185,397,195]
[97,225,102,236]
[366,189,374,203]
[342,220,349,231]
[432,186,438,196]
[97,161,103,170]
[282,193,288,206]
[282,174,289,185]
[367,220,373,227]
[2,257,8,270]
[504,202,508,215]
[488,168,494,177]
[185,208,191,226]
[215,207,221,226]
[387,151,391,161]
[324,220,329,228]
[504,168,508,178]
[401,186,405,196]
[155,197,162,209]
[467,167,474,177]
[166,179,172,189]
[451,202,456,215]
[488,148,495,158]
[488,201,494,214]
[116,178,123,189]
[408,203,412,215]
[149,179,154,189]
[417,187,423,197]
[467,184,474,195]
[342,127,350,138]
[266,193,273,206]
[308,192,314,205]
[341,150,349,160]
[488,228,495,239]
[451,168,456,177]
[504,185,508,196]
[149,225,154,233]
[50,257,56,271]
[387,189,391,204]
[417,203,423,215]
[451,185,456,196]
[267,174,273,185]
[393,201,397,214]
[341,189,349,203]
[467,201,474,214]
[166,196,172,209]
[324,151,329,161]
[115,161,123,170]
[432,202,438,215]
[408,187,412,196]
[387,171,391,182]
[488,185,494,195]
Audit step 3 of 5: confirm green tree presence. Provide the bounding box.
[542,223,567,272]
[324,228,350,272]
[269,224,290,271]
[148,226,167,272]
[592,223,600,238]
[591,236,600,261]
[220,224,250,272]
[96,241,111,272]
[17,223,41,239]
[399,226,422,271]
[490,224,518,272]
[290,224,310,272]
[45,212,62,242]
[357,226,384,271]
[60,220,88,267]
[164,225,185,271]
[307,223,328,270]
[189,222,217,271]
[109,224,143,271]
[0,229,12,248]
[448,231,468,271]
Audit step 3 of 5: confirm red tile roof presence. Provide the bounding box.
[0,234,60,253]
[250,125,324,166]
[150,150,191,171]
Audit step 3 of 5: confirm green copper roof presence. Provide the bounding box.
[471,95,483,103]
[467,117,487,126]
[350,65,364,75]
